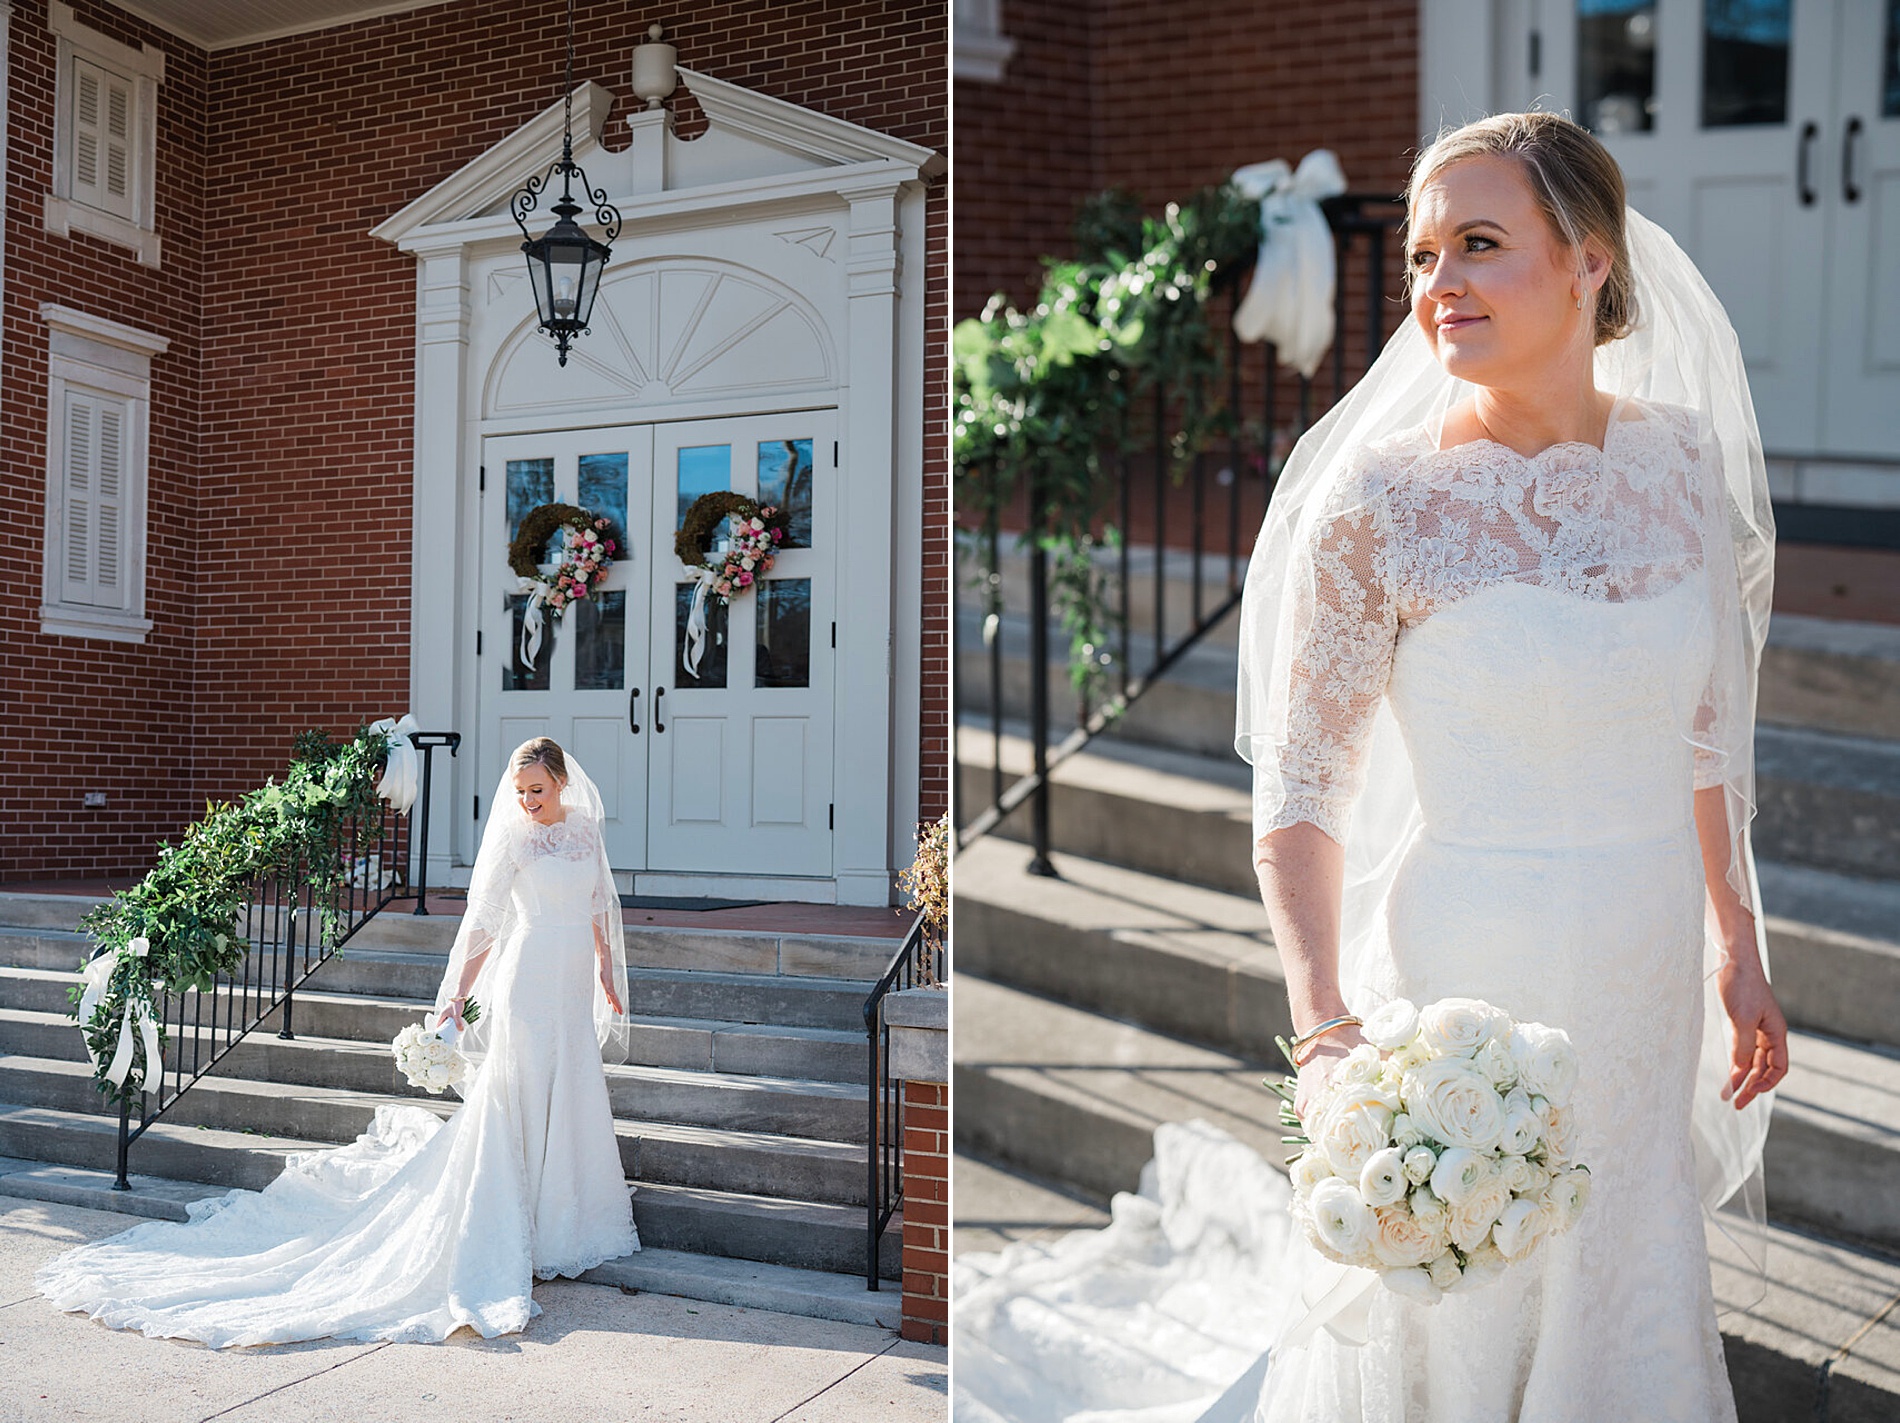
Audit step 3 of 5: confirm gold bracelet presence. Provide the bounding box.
[1290,1014,1362,1065]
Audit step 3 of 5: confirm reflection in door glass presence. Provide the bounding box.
[1701,0,1790,127]
[757,438,814,548]
[676,445,732,543]
[575,590,625,691]
[675,582,729,689]
[505,458,556,552]
[1884,1,1900,118]
[578,452,629,554]
[503,594,553,691]
[1578,0,1656,134]
[755,578,811,689]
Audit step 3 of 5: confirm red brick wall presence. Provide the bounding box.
[3,0,946,877]
[0,0,206,880]
[900,1077,949,1345]
[955,0,1418,320]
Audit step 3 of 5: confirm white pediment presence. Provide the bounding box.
[371,68,941,251]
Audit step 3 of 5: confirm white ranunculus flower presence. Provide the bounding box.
[1541,1168,1592,1233]
[423,1038,451,1065]
[1428,1147,1489,1206]
[1314,1082,1398,1180]
[1510,1022,1580,1107]
[1360,1147,1408,1207]
[1290,1152,1333,1194]
[1496,1154,1532,1194]
[422,1063,451,1091]
[1499,1096,1544,1157]
[1416,997,1506,1058]
[1402,1145,1437,1185]
[1447,1243,1508,1293]
[1520,1161,1553,1197]
[1448,1177,1513,1253]
[1389,1041,1430,1072]
[1333,1042,1385,1087]
[1371,1206,1443,1270]
[1380,1266,1442,1304]
[1391,1112,1422,1151]
[1427,1250,1463,1291]
[1409,1184,1448,1230]
[1476,1037,1519,1091]
[1491,1197,1547,1260]
[1542,1104,1579,1164]
[1402,1056,1507,1152]
[1308,1177,1376,1264]
[1361,998,1420,1051]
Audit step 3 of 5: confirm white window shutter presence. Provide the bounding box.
[59,390,130,610]
[69,56,136,220]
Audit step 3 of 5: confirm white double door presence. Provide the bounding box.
[478,412,836,880]
[1533,0,1900,458]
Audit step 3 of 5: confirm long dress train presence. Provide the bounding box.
[35,828,638,1348]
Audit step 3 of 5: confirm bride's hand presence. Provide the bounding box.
[434,997,467,1030]
[1718,955,1788,1111]
[598,969,625,1017]
[1292,1027,1367,1125]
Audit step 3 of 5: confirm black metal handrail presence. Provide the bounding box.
[106,741,449,1189]
[955,193,1404,859]
[861,912,937,1289]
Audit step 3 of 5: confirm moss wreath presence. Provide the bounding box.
[673,491,790,573]
[508,502,605,581]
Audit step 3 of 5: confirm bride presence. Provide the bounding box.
[956,113,1786,1422]
[36,737,639,1347]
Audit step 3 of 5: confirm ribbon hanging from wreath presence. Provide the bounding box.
[508,503,619,666]
[674,493,790,676]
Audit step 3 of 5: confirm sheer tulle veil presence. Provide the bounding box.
[432,747,632,1078]
[1234,207,1776,1307]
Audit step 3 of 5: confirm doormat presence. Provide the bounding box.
[620,894,770,913]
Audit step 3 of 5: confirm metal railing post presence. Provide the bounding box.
[1025,464,1055,877]
[408,730,463,914]
[113,1094,131,1191]
[278,896,298,1041]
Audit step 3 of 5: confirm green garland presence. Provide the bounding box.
[70,725,394,1105]
[673,492,788,569]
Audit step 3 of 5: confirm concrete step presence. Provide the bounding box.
[960,730,1900,1053]
[0,1105,899,1281]
[0,1054,867,1207]
[957,962,1900,1253]
[949,1149,1900,1422]
[626,967,872,1034]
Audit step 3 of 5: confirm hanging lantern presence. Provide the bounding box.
[509,0,622,366]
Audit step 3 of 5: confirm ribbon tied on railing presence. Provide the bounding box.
[77,937,163,1092]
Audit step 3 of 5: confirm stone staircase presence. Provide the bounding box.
[0,896,902,1329]
[953,550,1900,1416]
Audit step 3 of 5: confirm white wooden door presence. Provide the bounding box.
[646,413,837,877]
[479,429,655,868]
[1821,1,1900,457]
[1539,0,1836,455]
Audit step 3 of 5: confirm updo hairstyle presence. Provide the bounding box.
[510,737,569,784]
[1407,111,1638,346]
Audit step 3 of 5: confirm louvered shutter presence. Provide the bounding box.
[60,390,130,609]
[69,56,136,220]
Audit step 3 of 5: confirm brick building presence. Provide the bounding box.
[2,0,948,907]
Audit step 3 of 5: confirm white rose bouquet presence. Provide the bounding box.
[1272,997,1590,1304]
[391,999,481,1095]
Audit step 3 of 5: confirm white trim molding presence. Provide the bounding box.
[38,303,170,644]
[954,0,1016,83]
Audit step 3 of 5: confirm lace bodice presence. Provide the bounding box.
[505,816,615,928]
[1259,399,1722,846]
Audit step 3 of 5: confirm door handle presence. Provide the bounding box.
[654,686,667,733]
[1844,116,1864,204]
[1797,121,1818,206]
[628,687,641,734]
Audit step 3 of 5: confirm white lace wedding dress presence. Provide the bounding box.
[36,818,638,1348]
[956,398,1740,1422]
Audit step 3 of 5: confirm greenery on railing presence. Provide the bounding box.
[70,725,394,1103]
[952,183,1261,698]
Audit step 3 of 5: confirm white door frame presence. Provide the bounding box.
[372,73,941,906]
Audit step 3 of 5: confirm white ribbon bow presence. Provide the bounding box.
[1230,149,1349,378]
[683,569,717,677]
[77,938,163,1092]
[514,574,554,668]
[368,712,420,814]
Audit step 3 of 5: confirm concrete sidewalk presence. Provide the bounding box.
[0,1200,947,1423]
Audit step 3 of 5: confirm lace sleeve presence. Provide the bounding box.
[1254,457,1400,849]
[1668,402,1731,790]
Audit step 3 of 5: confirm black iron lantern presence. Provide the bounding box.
[510,0,621,366]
